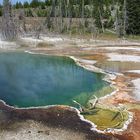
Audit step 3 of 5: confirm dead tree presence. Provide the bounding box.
[1,0,17,41]
[98,7,105,33]
[123,0,127,37]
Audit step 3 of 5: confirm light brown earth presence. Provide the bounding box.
[27,37,140,140]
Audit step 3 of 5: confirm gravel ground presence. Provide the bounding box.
[0,120,86,140]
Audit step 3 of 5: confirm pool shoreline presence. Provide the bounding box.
[0,50,133,134]
[0,36,140,139]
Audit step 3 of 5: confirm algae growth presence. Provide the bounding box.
[83,107,129,130]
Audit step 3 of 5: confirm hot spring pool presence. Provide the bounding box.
[0,52,108,108]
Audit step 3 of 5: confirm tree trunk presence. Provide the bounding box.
[1,0,17,41]
[123,0,127,37]
[98,7,105,33]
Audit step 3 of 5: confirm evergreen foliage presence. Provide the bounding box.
[0,8,2,16]
[15,1,23,9]
[1,0,140,35]
[23,1,30,8]
[126,0,140,35]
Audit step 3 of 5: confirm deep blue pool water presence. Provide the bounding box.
[0,52,107,107]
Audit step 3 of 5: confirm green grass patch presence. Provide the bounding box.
[37,42,54,48]
[126,35,140,40]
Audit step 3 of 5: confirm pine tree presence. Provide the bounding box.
[24,1,30,8]
[0,8,2,16]
[126,0,140,35]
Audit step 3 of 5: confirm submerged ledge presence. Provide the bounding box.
[68,55,133,133]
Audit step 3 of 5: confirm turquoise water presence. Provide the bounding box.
[0,52,107,108]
